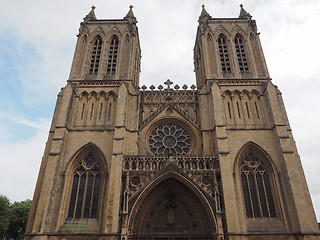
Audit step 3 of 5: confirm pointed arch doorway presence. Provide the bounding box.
[127,173,218,240]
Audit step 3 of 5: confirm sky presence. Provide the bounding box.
[0,0,319,221]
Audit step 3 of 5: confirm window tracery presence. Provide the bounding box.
[67,152,102,219]
[89,36,102,74]
[149,122,191,156]
[218,34,231,73]
[235,34,249,73]
[240,152,276,218]
[107,35,119,75]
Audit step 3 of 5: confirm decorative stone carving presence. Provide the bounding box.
[123,155,220,203]
[139,82,198,129]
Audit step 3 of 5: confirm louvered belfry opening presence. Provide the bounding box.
[107,35,119,75]
[89,36,102,74]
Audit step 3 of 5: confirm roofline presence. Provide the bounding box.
[87,19,131,23]
[208,18,250,21]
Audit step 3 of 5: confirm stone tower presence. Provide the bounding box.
[25,5,320,240]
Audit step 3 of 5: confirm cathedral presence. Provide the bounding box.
[25,5,320,240]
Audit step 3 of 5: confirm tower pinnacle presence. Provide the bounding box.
[239,4,252,20]
[83,5,97,23]
[199,4,212,22]
[124,5,137,24]
[198,5,212,34]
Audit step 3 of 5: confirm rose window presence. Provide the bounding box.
[149,123,191,156]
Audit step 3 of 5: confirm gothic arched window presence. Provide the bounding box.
[89,36,102,74]
[107,35,119,75]
[218,34,231,73]
[67,152,102,219]
[240,152,276,218]
[235,34,249,73]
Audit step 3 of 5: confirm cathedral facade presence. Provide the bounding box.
[25,5,320,240]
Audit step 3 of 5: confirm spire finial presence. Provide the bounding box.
[91,6,96,10]
[164,79,173,90]
[129,5,133,10]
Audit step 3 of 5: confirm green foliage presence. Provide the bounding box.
[0,196,32,240]
[7,199,32,239]
[0,195,10,237]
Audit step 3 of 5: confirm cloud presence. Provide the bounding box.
[0,118,51,202]
[0,112,43,129]
[281,73,320,222]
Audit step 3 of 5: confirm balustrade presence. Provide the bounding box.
[123,155,219,172]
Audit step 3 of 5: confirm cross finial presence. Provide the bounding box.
[164,79,173,90]
[92,6,96,10]
[129,5,133,10]
[240,4,243,8]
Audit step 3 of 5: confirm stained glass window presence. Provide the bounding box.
[240,153,276,218]
[67,152,101,219]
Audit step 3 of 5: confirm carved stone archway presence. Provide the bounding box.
[127,173,217,240]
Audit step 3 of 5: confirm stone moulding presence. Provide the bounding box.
[73,80,122,86]
[218,79,263,86]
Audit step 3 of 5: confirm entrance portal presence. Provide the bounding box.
[127,175,217,240]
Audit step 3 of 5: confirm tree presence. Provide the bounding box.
[0,195,10,238]
[7,199,32,240]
